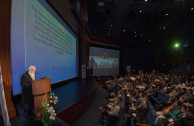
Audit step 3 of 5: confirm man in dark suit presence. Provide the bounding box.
[20,65,36,119]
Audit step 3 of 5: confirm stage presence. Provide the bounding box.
[9,78,97,126]
[53,78,97,111]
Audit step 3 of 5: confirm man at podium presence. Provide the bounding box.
[20,65,36,119]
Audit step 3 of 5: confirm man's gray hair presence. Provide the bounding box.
[28,65,36,71]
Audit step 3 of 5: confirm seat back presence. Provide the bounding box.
[146,109,157,125]
[118,107,123,117]
[157,91,169,103]
[147,100,154,110]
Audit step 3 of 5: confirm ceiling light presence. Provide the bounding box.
[145,0,148,2]
[191,8,194,11]
[165,13,168,16]
[98,2,104,7]
[183,44,189,47]
[139,10,142,13]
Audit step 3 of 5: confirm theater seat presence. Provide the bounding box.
[136,123,150,126]
[146,109,157,125]
[147,100,154,110]
[118,107,123,118]
[157,91,169,103]
[136,100,157,126]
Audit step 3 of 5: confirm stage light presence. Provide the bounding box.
[174,43,180,48]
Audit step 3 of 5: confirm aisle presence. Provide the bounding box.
[72,85,108,126]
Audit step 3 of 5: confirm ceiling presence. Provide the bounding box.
[86,0,194,46]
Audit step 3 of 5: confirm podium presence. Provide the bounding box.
[32,78,51,119]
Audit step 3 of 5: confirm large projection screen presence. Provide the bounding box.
[11,0,79,95]
[89,46,120,76]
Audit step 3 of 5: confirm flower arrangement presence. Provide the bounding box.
[42,91,58,126]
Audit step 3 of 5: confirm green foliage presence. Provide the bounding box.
[41,91,58,126]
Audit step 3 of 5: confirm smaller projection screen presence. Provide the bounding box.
[89,46,120,76]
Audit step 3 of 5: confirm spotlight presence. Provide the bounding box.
[174,43,180,48]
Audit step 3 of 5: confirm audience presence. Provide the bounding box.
[98,70,194,126]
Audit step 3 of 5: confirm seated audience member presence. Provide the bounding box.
[107,99,122,116]
[127,99,148,124]
[179,89,193,102]
[98,106,108,123]
[168,106,194,126]
[169,87,180,97]
[101,69,194,126]
[162,100,180,115]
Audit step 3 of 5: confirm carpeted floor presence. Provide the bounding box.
[72,85,108,126]
[72,85,127,126]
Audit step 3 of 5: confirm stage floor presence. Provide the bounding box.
[53,78,97,111]
[10,78,97,126]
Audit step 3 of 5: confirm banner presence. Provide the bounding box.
[0,62,11,126]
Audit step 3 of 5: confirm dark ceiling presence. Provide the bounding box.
[86,0,194,47]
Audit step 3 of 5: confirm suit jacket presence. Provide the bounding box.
[20,72,32,87]
[20,72,34,107]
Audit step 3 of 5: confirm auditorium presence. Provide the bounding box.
[1,0,194,126]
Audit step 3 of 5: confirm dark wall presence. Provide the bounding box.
[120,48,154,75]
[172,62,194,74]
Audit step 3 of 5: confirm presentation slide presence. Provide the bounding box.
[11,0,79,95]
[89,47,120,76]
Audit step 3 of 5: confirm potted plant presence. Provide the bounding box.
[42,91,58,126]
